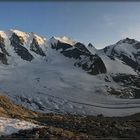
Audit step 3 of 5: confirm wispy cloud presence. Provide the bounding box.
[103,15,115,26]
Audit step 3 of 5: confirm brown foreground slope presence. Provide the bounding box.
[0,95,140,139]
[0,95,39,120]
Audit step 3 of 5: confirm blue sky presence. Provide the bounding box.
[0,2,140,48]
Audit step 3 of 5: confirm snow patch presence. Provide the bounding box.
[0,117,39,136]
[100,54,137,75]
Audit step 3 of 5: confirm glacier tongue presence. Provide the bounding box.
[0,47,139,116]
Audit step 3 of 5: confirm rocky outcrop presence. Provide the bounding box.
[0,35,9,64]
[107,74,140,98]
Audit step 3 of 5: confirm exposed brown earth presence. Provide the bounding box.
[0,95,39,121]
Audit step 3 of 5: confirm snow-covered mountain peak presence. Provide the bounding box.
[10,29,29,43]
[116,38,137,45]
[0,31,7,38]
[116,38,140,50]
[101,38,140,74]
[0,29,48,65]
[50,36,76,46]
[87,43,97,54]
[88,43,94,48]
[103,38,140,56]
[9,29,46,46]
[31,33,46,45]
[10,29,27,36]
[112,38,140,51]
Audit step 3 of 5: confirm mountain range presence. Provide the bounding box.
[0,29,140,117]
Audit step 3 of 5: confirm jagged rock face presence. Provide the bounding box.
[75,54,107,75]
[0,35,8,64]
[0,35,9,56]
[89,55,107,75]
[10,33,34,61]
[62,48,90,60]
[30,38,46,56]
[74,42,89,52]
[0,52,7,65]
[119,54,139,70]
[51,41,107,75]
[51,40,72,51]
